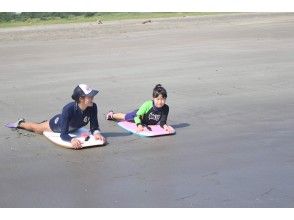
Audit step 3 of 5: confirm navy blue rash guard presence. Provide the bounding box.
[49,102,100,142]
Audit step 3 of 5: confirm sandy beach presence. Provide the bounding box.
[0,13,294,207]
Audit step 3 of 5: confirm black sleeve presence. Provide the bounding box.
[160,105,169,127]
[60,105,74,142]
[90,103,100,134]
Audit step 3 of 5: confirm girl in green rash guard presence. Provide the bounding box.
[106,84,174,133]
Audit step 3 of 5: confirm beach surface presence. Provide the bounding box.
[1,13,294,207]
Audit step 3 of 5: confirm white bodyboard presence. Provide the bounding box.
[43,127,104,148]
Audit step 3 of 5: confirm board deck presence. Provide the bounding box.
[43,127,105,148]
[117,121,175,137]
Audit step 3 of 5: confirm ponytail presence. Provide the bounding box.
[153,84,167,98]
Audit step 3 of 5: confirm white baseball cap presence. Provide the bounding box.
[72,84,99,101]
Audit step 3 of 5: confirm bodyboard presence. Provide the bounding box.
[43,127,104,148]
[117,121,175,137]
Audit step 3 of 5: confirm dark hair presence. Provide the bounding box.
[71,86,84,102]
[153,84,167,98]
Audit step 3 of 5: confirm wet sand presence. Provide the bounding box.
[1,13,294,207]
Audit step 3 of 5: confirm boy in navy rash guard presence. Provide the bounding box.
[49,101,99,142]
[8,84,106,149]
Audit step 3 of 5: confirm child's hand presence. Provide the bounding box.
[71,138,82,149]
[163,124,174,133]
[136,124,144,132]
[94,133,106,143]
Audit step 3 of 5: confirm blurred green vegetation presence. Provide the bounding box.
[0,12,217,28]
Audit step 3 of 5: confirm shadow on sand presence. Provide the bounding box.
[170,123,190,129]
[102,132,132,138]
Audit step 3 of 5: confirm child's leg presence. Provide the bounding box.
[124,110,138,122]
[106,111,125,120]
[107,109,137,121]
[112,113,126,121]
[19,121,52,134]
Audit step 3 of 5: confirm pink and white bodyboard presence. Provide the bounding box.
[117,121,175,137]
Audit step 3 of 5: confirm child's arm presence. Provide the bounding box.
[89,103,100,134]
[60,106,74,142]
[134,100,153,126]
[90,103,106,142]
[159,105,169,128]
[60,106,82,148]
[160,105,173,133]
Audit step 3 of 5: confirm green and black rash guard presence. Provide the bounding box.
[134,100,169,127]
